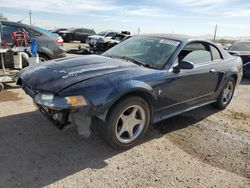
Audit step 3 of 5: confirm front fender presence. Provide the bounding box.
[110,79,155,103]
[89,80,156,117]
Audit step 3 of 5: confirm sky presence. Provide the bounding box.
[0,0,250,37]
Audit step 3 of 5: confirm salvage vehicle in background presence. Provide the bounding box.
[17,34,243,150]
[223,43,232,50]
[228,41,250,78]
[0,21,66,62]
[59,28,95,43]
[86,31,130,47]
[93,33,131,53]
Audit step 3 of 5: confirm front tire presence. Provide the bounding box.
[213,78,235,109]
[103,96,150,150]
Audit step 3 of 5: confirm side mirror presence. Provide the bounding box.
[173,60,194,73]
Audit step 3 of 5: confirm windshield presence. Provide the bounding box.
[97,31,107,36]
[229,42,250,51]
[103,36,180,69]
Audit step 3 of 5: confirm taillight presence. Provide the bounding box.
[56,36,64,46]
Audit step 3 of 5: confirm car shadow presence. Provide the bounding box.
[240,78,250,85]
[0,105,219,187]
[153,105,220,135]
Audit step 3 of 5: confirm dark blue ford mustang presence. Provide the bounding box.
[18,34,243,149]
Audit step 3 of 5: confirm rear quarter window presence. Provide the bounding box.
[210,45,222,60]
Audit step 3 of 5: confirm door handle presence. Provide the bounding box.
[210,69,217,74]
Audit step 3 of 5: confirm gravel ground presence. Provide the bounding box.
[0,47,249,187]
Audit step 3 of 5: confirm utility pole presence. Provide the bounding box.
[29,10,32,25]
[213,24,217,41]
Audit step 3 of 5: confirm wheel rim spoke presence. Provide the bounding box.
[128,128,134,138]
[222,82,233,104]
[115,105,146,144]
[118,126,127,137]
[133,119,143,126]
[130,106,138,118]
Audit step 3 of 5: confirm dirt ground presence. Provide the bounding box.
[0,47,249,187]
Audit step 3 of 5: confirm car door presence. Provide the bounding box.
[73,29,81,40]
[157,42,221,117]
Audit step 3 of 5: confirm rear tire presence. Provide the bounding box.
[213,78,235,109]
[0,83,4,92]
[102,96,150,150]
[39,54,50,62]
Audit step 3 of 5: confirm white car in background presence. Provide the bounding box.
[87,31,127,47]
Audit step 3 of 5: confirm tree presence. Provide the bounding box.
[0,13,7,21]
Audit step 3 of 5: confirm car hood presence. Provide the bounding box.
[20,55,138,93]
[228,51,250,64]
[228,50,250,56]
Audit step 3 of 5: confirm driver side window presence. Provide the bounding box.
[178,42,212,65]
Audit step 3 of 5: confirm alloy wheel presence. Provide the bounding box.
[115,105,146,144]
[222,81,234,105]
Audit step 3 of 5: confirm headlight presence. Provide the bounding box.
[65,96,87,107]
[35,93,87,108]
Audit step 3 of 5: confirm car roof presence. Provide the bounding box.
[99,30,125,34]
[138,34,212,43]
[69,27,94,30]
[0,20,32,28]
[0,20,56,38]
[0,20,43,33]
[135,34,232,58]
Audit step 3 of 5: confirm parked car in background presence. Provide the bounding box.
[86,31,130,47]
[34,26,64,46]
[93,33,131,53]
[0,21,66,62]
[58,28,95,43]
[223,43,232,50]
[228,41,250,78]
[51,28,67,34]
[18,34,243,149]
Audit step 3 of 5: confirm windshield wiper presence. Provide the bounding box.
[103,52,113,58]
[103,54,155,69]
[116,55,154,68]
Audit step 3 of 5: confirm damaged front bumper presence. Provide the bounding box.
[33,92,93,138]
[36,103,70,129]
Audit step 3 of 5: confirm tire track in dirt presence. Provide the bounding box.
[155,110,250,178]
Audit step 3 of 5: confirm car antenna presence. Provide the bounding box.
[17,16,27,23]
